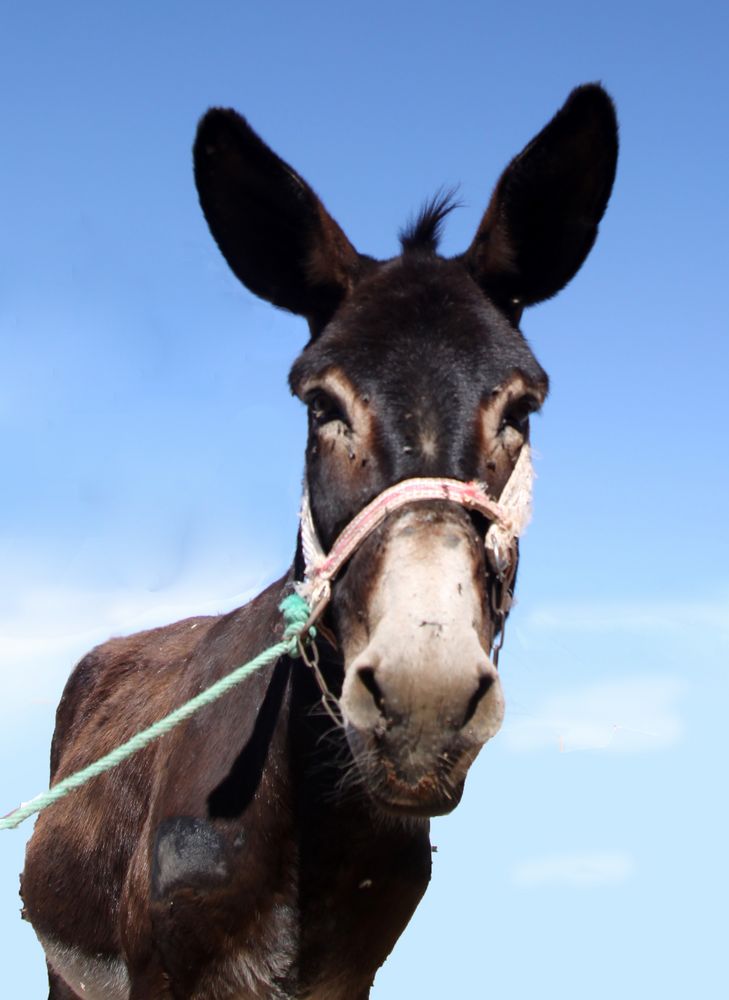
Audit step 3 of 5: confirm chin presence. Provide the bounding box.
[364,771,466,819]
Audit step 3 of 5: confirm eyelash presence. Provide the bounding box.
[307,391,350,429]
[499,397,538,435]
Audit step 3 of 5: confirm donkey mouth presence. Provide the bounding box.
[370,778,466,818]
[346,728,474,817]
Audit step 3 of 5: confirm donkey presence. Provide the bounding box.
[21,84,618,999]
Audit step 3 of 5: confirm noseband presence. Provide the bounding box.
[297,445,535,657]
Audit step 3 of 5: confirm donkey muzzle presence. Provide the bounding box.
[339,506,505,815]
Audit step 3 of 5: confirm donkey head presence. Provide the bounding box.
[194,85,618,817]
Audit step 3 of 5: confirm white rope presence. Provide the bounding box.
[484,444,534,575]
[299,481,327,573]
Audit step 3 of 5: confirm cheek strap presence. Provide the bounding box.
[297,445,535,625]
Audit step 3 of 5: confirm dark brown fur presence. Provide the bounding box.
[22,84,618,999]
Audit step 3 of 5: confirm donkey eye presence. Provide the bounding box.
[499,396,538,438]
[307,391,349,429]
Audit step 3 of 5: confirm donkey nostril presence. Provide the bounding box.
[461,674,495,727]
[357,667,386,715]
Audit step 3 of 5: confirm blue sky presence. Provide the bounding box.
[1,1,727,996]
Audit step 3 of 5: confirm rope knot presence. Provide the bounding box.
[279,592,315,651]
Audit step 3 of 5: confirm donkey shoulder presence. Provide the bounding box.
[51,574,290,778]
[50,614,220,778]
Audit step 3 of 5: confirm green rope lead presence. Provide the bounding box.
[0,593,313,832]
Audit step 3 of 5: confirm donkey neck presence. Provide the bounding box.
[285,610,432,997]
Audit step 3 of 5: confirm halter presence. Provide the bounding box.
[297,445,535,640]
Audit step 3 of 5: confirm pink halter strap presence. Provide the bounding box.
[298,445,534,624]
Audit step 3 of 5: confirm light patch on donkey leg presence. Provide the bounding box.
[37,934,130,1000]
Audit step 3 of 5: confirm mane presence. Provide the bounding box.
[399,188,460,254]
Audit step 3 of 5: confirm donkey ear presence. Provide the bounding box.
[194,109,362,334]
[462,84,618,312]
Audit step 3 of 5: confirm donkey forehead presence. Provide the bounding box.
[289,256,548,402]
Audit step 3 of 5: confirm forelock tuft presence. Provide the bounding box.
[399,188,460,255]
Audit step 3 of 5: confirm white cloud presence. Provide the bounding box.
[0,570,273,719]
[503,675,685,753]
[527,596,729,641]
[512,851,635,889]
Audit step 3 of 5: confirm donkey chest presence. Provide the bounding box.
[193,908,392,1000]
[156,900,388,1000]
[146,824,430,999]
[198,953,372,1000]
